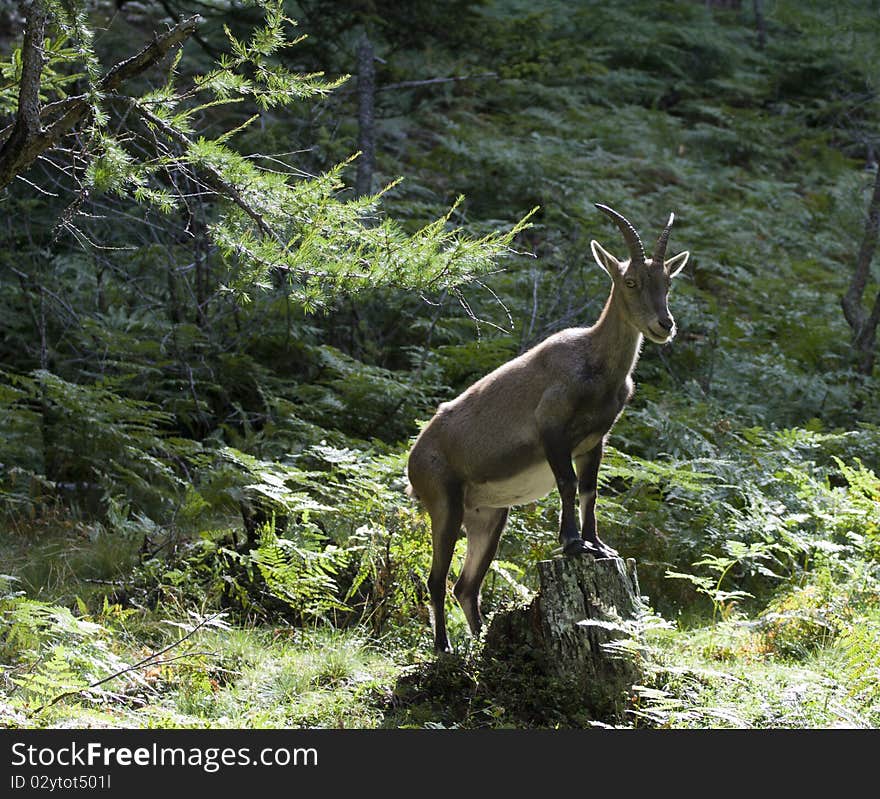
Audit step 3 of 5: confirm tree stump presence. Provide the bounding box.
[479,555,647,724]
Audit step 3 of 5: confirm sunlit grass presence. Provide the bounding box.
[635,612,877,729]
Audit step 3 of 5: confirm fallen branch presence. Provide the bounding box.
[379,72,497,92]
[29,612,224,715]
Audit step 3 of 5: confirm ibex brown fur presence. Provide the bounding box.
[407,204,690,653]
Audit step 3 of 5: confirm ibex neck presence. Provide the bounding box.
[590,287,643,382]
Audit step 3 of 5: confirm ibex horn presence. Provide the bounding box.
[595,203,646,266]
[652,212,675,272]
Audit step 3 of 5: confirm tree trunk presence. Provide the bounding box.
[355,34,376,198]
[166,260,181,324]
[0,0,47,189]
[193,214,210,328]
[479,555,646,723]
[842,166,880,375]
[753,0,767,49]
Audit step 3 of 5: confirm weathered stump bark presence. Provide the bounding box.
[479,555,646,723]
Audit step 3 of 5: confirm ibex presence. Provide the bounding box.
[407,204,690,653]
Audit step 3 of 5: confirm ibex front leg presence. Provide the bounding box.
[575,442,618,559]
[540,427,597,556]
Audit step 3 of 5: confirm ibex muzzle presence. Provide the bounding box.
[407,204,690,653]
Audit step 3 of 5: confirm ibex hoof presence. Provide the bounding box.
[562,539,598,556]
[594,544,620,560]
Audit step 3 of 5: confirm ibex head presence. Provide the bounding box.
[590,204,690,344]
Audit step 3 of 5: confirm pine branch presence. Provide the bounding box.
[0,12,202,190]
[100,16,202,94]
[122,98,281,244]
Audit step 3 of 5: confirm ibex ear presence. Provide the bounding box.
[665,250,690,278]
[590,240,622,277]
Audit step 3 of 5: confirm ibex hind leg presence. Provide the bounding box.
[454,507,509,636]
[423,485,464,654]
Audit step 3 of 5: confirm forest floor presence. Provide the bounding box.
[2,517,878,729]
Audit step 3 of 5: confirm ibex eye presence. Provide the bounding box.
[625,279,637,288]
